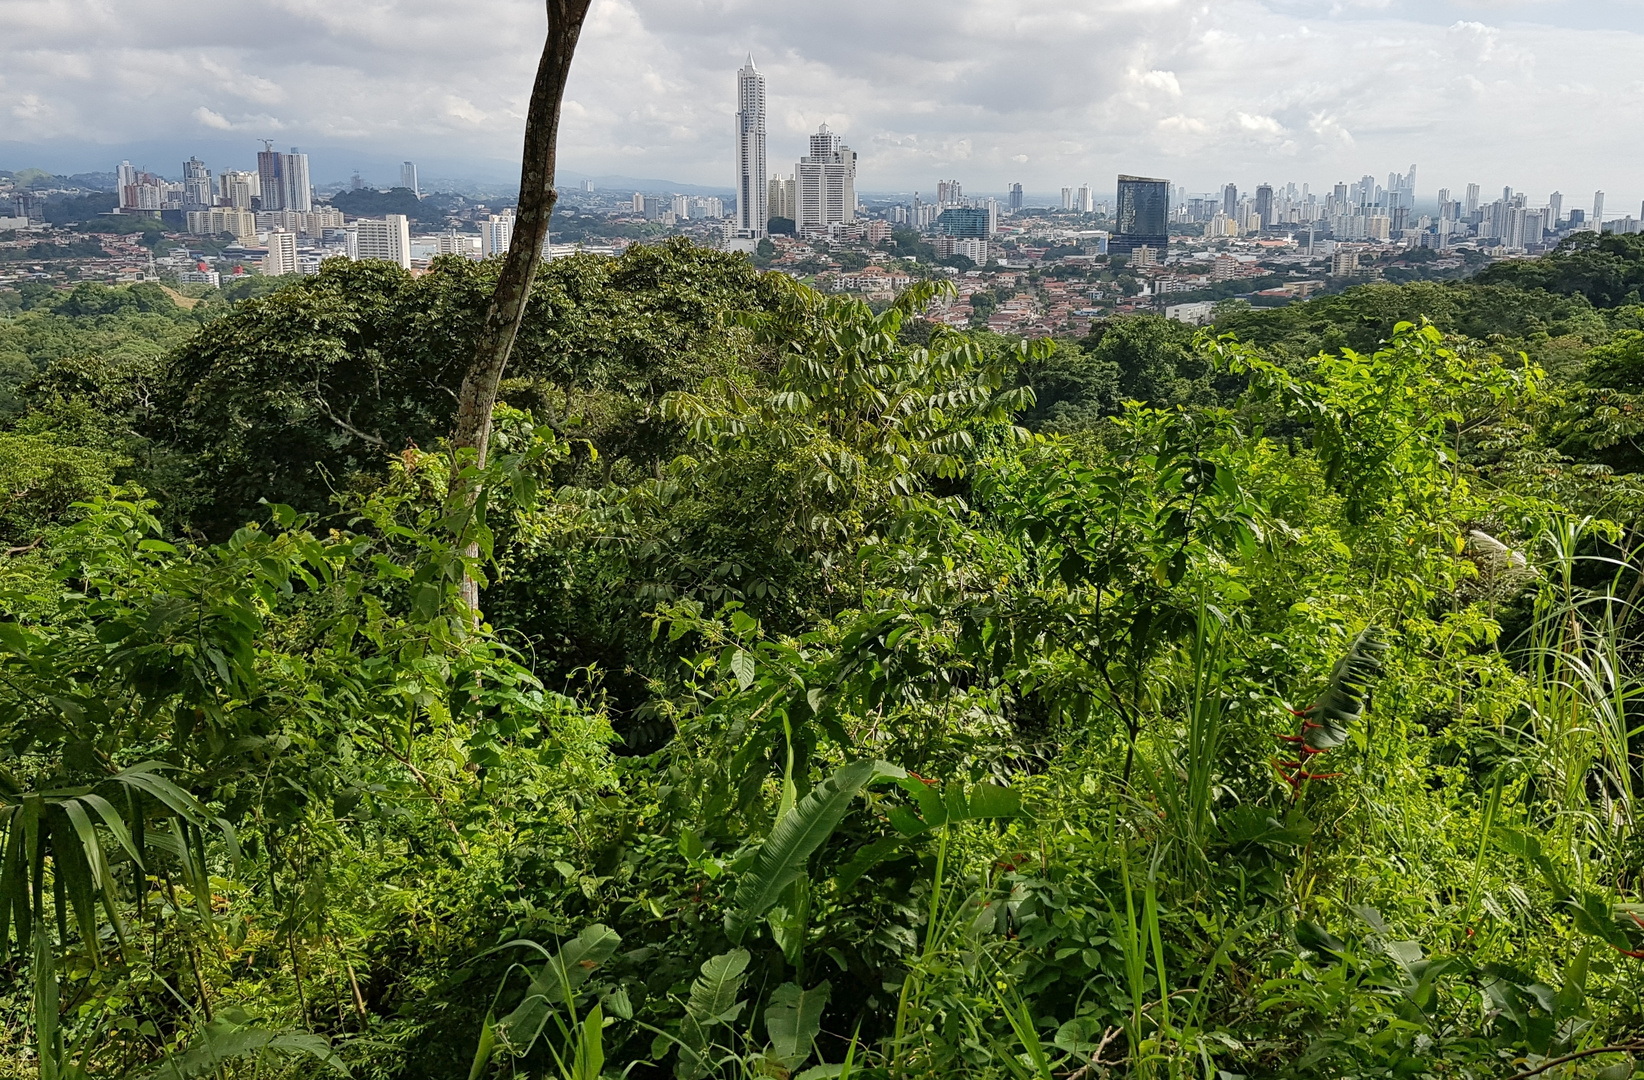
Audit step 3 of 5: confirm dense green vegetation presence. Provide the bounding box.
[5,234,1644,1079]
[325,188,451,225]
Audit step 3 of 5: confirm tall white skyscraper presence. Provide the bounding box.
[734,56,767,238]
[795,124,856,231]
[1077,184,1093,213]
[1594,190,1605,229]
[356,214,411,268]
[1465,183,1480,216]
[400,162,419,197]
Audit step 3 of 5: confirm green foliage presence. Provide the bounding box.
[8,238,1644,1080]
[1477,231,1644,309]
[326,187,445,224]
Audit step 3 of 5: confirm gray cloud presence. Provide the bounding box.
[2,0,1641,208]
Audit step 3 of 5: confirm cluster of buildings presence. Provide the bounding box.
[731,57,866,247]
[1173,168,1641,252]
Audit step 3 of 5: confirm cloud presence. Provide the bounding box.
[193,106,233,130]
[0,0,1639,209]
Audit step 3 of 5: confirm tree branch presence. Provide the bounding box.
[1505,1043,1644,1080]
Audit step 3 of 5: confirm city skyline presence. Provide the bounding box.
[3,1,1642,211]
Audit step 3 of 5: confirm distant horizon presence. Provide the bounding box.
[6,146,1637,224]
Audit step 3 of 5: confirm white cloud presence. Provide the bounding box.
[193,106,233,130]
[0,0,1639,211]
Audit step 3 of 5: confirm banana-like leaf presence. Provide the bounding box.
[137,1022,349,1079]
[765,980,831,1069]
[1302,628,1389,750]
[496,924,621,1051]
[728,760,904,939]
[688,948,750,1024]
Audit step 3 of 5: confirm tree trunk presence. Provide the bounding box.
[450,0,593,619]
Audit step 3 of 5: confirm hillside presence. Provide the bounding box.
[3,239,1644,1079]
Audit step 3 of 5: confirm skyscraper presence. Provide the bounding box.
[400,162,420,198]
[1254,183,1273,229]
[1061,187,1074,210]
[1113,174,1169,255]
[182,157,213,211]
[1077,184,1093,214]
[1465,184,1480,216]
[1549,191,1563,224]
[1008,183,1023,211]
[734,56,767,239]
[1594,190,1605,230]
[257,144,312,212]
[796,124,856,230]
[937,180,963,207]
[1222,183,1237,220]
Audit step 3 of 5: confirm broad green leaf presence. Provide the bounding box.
[765,980,831,1069]
[687,948,750,1024]
[729,760,903,937]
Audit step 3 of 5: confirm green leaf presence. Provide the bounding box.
[138,1022,349,1080]
[766,980,831,1069]
[687,948,750,1024]
[1302,627,1389,750]
[497,924,621,1051]
[729,648,756,691]
[728,760,903,938]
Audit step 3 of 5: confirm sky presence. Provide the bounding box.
[3,0,1643,212]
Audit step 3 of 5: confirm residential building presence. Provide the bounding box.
[356,214,411,268]
[183,157,213,211]
[400,162,420,197]
[1549,191,1563,225]
[217,171,258,209]
[480,212,515,258]
[1061,187,1074,211]
[1223,183,1238,219]
[186,208,257,241]
[1112,174,1169,254]
[937,180,963,207]
[933,236,987,264]
[1330,249,1361,277]
[1077,184,1093,214]
[256,145,312,212]
[672,194,690,220]
[1594,190,1605,231]
[1255,184,1273,228]
[734,55,767,239]
[795,124,856,231]
[1009,183,1023,210]
[263,229,300,276]
[768,174,796,221]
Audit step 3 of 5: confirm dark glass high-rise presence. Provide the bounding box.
[1113,174,1169,254]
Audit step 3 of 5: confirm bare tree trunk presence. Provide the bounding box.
[450,0,593,619]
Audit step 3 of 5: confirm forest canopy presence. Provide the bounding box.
[4,232,1644,1079]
